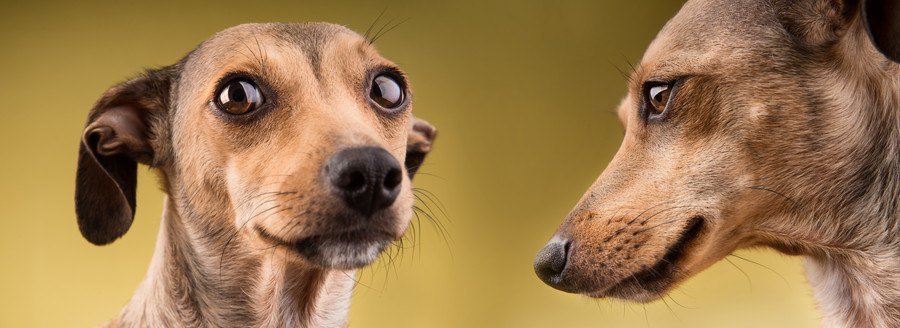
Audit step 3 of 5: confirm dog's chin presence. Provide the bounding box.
[587,272,680,303]
[299,230,395,269]
[577,264,684,303]
[256,226,395,270]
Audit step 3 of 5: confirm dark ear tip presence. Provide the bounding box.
[871,39,900,62]
[75,141,138,245]
[78,225,129,245]
[863,0,900,62]
[75,197,135,246]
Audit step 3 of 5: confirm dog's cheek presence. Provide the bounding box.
[392,186,416,237]
[221,161,262,231]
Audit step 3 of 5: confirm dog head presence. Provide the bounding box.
[75,23,437,270]
[535,0,898,301]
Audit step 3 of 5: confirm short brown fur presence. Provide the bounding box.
[75,23,436,327]
[535,1,898,327]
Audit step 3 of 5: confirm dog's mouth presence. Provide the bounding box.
[255,225,395,269]
[594,217,705,299]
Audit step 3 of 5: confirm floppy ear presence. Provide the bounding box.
[862,0,900,62]
[405,117,437,178]
[75,69,172,245]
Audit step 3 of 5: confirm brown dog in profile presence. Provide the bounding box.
[534,0,898,327]
[75,23,436,327]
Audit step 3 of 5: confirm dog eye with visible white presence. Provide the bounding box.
[370,75,405,109]
[216,79,264,115]
[647,84,672,115]
[647,84,671,116]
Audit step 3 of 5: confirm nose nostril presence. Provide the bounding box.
[534,239,570,286]
[383,168,402,190]
[551,241,570,274]
[338,170,367,192]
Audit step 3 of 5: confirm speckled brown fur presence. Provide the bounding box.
[537,1,898,327]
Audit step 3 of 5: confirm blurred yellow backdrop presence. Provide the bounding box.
[0,0,821,327]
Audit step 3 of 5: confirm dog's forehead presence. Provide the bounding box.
[198,22,364,56]
[640,0,785,75]
[179,22,381,80]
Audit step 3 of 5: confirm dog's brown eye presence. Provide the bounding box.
[370,75,405,109]
[648,84,671,115]
[216,79,264,115]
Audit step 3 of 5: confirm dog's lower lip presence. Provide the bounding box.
[599,217,704,296]
[254,226,295,249]
[254,226,393,252]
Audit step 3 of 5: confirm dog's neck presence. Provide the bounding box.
[763,230,899,328]
[805,33,899,328]
[113,197,355,328]
[758,145,899,328]
[757,30,900,327]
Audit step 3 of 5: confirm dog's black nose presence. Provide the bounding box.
[326,147,403,216]
[534,238,570,287]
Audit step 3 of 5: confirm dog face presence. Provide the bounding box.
[535,0,899,301]
[75,23,436,270]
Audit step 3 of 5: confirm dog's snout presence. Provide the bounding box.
[534,238,570,289]
[326,147,402,216]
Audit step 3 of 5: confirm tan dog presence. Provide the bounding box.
[75,23,436,327]
[534,0,898,327]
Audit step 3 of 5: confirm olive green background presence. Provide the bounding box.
[0,0,821,327]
